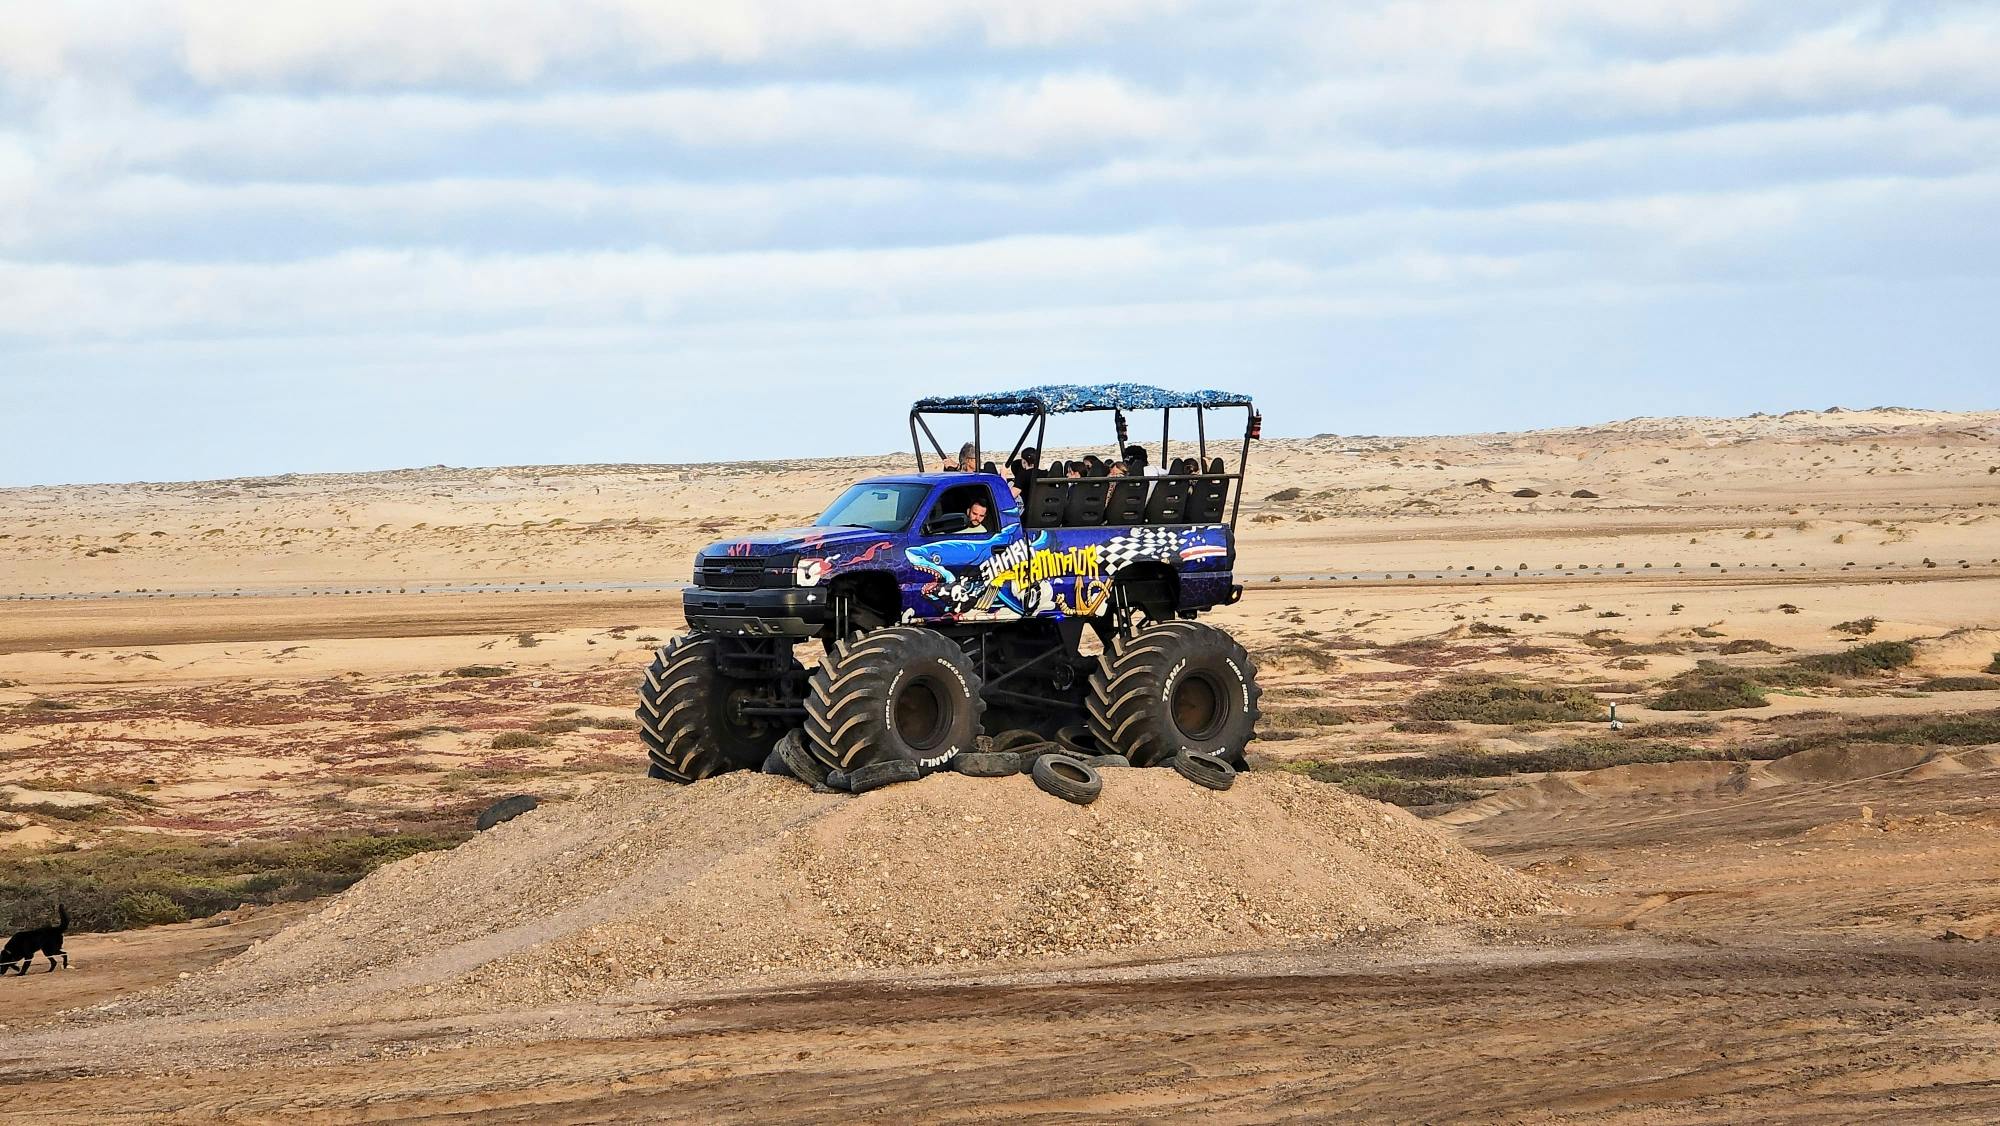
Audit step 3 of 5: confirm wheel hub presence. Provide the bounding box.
[1171,671,1225,741]
[893,677,947,751]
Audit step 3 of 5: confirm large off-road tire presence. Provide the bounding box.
[1087,621,1261,768]
[635,635,791,782]
[804,626,984,773]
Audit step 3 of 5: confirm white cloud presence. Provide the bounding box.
[2,0,1997,487]
[0,0,1177,90]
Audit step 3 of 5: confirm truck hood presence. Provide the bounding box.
[700,526,898,558]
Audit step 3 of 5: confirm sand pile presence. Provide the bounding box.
[186,771,1549,1012]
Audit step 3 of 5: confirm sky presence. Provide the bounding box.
[2,1,1997,486]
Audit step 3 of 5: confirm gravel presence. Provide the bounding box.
[173,770,1552,1013]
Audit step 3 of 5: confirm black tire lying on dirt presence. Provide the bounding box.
[1015,741,1063,772]
[1087,753,1131,769]
[1087,621,1261,768]
[1170,750,1237,791]
[952,751,1022,778]
[760,749,792,777]
[1055,723,1113,759]
[636,634,796,782]
[773,728,828,787]
[476,794,538,830]
[1031,754,1102,805]
[826,769,851,792]
[991,728,1045,753]
[849,758,922,793]
[804,626,984,774]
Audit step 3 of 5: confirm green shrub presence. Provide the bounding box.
[1262,705,1349,729]
[1406,677,1602,724]
[1831,617,1879,635]
[1283,738,1776,805]
[1919,677,2000,693]
[0,830,466,934]
[1651,674,1767,711]
[111,891,188,927]
[1790,641,1915,676]
[1987,652,2000,675]
[1390,719,1458,734]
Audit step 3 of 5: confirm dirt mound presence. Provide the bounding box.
[176,771,1548,1013]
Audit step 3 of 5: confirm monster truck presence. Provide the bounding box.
[637,383,1264,782]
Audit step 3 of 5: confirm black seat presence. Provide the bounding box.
[1023,468,1067,528]
[1143,458,1194,524]
[1105,475,1149,525]
[1191,457,1230,523]
[1063,475,1111,526]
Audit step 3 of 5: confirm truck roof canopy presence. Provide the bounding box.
[913,383,1253,417]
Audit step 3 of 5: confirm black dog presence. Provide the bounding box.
[2,904,69,974]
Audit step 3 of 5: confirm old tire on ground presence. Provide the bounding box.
[952,751,1022,778]
[804,626,984,774]
[635,634,793,782]
[849,758,923,793]
[773,728,828,787]
[1087,621,1261,768]
[476,794,538,830]
[1015,741,1063,772]
[991,728,1045,753]
[1087,753,1131,769]
[760,749,792,777]
[1054,723,1112,759]
[1171,750,1236,791]
[1030,754,1102,805]
[826,769,851,792]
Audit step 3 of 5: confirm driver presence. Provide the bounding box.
[963,498,990,531]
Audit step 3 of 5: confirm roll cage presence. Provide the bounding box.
[908,383,1260,529]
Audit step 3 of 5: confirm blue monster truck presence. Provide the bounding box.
[638,383,1265,782]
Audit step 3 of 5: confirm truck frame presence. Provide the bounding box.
[638,383,1265,782]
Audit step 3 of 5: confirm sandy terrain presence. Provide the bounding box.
[2,406,1999,1121]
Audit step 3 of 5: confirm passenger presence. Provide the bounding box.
[1081,454,1107,477]
[1123,444,1164,477]
[1008,446,1041,496]
[1065,463,1083,479]
[964,497,991,531]
[954,442,978,473]
[1107,461,1129,477]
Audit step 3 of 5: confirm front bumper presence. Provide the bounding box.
[683,585,829,638]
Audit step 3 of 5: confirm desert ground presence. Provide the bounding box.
[3,406,1999,1122]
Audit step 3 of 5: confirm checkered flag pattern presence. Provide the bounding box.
[1099,527,1184,574]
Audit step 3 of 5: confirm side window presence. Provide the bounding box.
[924,483,997,536]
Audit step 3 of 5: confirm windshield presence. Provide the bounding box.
[815,482,932,532]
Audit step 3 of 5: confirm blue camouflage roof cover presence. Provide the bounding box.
[913,383,1254,416]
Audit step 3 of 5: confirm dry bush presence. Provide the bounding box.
[490,731,547,750]
[444,665,511,679]
[1406,677,1602,724]
[0,830,466,934]
[1652,660,1833,711]
[1791,641,1915,677]
[1919,677,2000,693]
[1262,705,1349,729]
[1832,616,1880,635]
